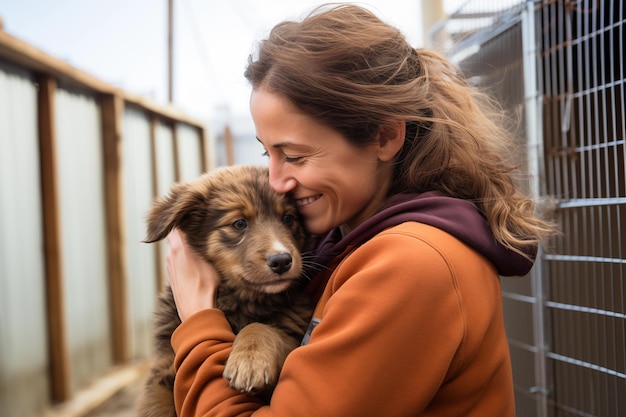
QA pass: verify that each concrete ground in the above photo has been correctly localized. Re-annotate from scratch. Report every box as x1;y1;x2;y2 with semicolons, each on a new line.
42;363;148;417
83;382;140;417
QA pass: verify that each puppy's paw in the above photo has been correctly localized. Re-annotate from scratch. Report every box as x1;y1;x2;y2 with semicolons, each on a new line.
223;323;296;395
223;348;280;394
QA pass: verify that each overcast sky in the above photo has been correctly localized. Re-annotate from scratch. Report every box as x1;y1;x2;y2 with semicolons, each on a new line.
0;0;461;128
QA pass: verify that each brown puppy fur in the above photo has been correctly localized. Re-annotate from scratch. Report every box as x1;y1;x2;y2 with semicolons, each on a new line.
136;165;314;417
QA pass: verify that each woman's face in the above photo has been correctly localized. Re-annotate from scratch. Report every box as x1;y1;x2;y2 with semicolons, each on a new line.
250;88;395;235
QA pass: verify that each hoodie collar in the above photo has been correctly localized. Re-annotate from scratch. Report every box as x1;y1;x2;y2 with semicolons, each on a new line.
315;192;537;277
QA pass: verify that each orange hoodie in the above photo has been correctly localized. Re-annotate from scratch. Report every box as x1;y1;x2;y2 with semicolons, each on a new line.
171;193;530;416
172;193;536;417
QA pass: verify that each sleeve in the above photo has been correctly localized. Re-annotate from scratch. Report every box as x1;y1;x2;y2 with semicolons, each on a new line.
172;230;466;416
171;309;264;416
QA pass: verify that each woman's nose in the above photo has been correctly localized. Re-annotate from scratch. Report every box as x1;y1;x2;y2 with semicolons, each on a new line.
268;162;297;194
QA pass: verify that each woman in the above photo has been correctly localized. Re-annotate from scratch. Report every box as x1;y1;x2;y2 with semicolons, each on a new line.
166;4;555;416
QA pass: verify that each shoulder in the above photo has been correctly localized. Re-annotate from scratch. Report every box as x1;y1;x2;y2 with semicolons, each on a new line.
328;223;464;293
377;221;471;249
332;221;499;299
365;222;506;332
353;221;490;272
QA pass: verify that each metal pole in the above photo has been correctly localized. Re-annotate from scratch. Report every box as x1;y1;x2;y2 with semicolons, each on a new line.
522;1;549;416
168;0;173;103
420;0;446;46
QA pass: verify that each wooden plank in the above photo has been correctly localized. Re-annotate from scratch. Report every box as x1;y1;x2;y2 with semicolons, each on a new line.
124;92;205;128
0;30;205;128
40;361;150;417
100;94;130;363
38;75;70;402
0;31;115;93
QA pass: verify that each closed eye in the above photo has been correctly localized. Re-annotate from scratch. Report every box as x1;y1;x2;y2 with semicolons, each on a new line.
284;155;303;163
261;150;303;164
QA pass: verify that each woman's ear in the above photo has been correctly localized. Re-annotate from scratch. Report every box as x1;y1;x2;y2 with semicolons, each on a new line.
375;120;406;162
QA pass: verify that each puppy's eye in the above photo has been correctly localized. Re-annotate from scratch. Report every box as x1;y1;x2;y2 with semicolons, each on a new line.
283;214;295;226
232;219;248;231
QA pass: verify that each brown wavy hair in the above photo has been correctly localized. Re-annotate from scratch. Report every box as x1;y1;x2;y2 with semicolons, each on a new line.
244;3;555;255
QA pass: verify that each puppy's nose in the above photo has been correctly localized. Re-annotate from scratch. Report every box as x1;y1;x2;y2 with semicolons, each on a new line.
267;253;293;274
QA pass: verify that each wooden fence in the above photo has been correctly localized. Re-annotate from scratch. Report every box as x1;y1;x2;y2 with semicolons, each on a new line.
0;28;210;417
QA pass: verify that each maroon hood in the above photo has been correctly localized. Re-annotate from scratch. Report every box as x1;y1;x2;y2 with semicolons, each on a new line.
314;192;537;277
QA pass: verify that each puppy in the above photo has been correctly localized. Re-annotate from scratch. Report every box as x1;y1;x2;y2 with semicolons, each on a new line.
136;165;314;417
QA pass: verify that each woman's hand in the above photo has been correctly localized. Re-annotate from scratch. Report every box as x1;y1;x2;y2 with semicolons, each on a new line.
166;229;220;321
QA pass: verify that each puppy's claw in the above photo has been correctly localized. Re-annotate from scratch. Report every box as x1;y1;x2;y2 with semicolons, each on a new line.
223;355;279;394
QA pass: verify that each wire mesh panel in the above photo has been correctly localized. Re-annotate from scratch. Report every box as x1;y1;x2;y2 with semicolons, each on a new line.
432;2;547;415
539;0;626;415
432;0;626;415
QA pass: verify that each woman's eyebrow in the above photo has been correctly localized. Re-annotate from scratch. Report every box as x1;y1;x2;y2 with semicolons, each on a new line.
256;136;298;149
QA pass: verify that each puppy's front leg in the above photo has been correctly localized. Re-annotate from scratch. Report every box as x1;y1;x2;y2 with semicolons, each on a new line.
224;322;297;395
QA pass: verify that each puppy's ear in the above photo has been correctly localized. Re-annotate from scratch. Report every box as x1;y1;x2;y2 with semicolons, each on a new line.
144;181;202;243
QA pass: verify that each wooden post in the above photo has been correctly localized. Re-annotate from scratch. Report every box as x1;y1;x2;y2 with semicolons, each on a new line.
101;93;130;363
172;121;181;181
38;75;70;402
199;125;211;172
149;116;166;291
224;125;234;166
149;117;160;198
420;0;446;47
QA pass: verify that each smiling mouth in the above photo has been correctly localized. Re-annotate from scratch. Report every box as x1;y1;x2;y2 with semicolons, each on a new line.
295;194;321;207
